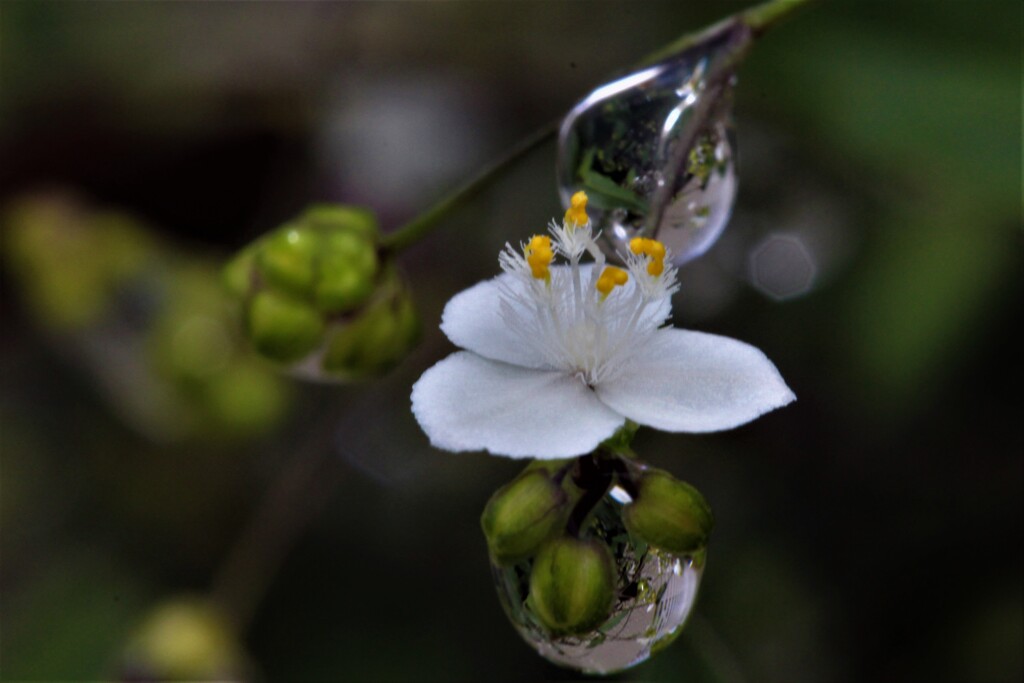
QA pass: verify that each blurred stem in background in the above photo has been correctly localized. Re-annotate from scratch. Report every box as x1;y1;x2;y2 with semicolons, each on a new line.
210;399;343;632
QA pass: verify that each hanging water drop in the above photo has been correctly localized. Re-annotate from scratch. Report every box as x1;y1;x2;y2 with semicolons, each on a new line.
485;457;710;675
557;23;748;265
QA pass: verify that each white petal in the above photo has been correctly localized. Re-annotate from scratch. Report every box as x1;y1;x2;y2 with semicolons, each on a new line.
411;352;624;459
595;328;795;433
440;273;548;369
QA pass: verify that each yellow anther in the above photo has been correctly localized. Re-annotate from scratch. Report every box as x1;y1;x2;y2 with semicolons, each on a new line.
596;266;629;298
629;237;667;276
564;191;589;227
649;239;666;260
524;234;553;280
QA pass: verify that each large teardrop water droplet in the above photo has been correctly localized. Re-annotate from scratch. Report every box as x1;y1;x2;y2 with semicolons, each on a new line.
557;24;746;265
491;484;705;674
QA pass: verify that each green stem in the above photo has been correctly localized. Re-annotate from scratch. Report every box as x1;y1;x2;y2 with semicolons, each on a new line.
382;0;816;254
641;0;816;66
210;399;343;631
741;0;817;36
381;123;557;253
599;420;640;460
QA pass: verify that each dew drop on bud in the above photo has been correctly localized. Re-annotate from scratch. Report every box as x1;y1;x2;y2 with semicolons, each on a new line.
491;483;704;674
557;23;747;265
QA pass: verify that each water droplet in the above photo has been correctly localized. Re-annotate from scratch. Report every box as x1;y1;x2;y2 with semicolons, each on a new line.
557;25;745;265
491;489;703;674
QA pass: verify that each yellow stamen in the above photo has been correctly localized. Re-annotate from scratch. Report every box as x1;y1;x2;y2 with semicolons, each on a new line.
649;240;666;260
527;235;551;252
524;234;553;280
596;265;628;299
629;237;667;277
564;191;589;228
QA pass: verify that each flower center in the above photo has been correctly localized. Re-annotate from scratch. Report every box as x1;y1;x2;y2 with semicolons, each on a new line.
497;191;680;385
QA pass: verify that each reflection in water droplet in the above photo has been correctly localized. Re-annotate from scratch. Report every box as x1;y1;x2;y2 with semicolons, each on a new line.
557;25;745;265
492;492;703;674
608;484;633;504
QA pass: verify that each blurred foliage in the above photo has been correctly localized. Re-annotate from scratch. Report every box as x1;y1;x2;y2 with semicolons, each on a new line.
121;596;249;681
3;193;293;441
3;195;156;330
1;1;1020;682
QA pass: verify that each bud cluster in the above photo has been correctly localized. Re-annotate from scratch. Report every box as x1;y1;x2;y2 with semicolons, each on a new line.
224;205;419;379
482;453;713;637
4;193;291;439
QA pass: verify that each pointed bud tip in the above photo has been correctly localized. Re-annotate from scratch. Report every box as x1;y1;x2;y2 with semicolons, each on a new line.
246;290;325;363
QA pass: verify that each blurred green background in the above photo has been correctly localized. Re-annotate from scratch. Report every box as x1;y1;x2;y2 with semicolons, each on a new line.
1;1;1020;681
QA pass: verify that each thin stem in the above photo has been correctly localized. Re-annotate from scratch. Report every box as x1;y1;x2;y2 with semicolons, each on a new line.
605;456;644;499
640;0;816;66
381;122;557;253
566;454;613;537
741;0;817;36
599;420;640;461
210;401;343;631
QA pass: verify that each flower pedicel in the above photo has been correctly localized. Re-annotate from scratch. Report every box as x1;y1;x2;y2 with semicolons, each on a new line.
411;191;794;459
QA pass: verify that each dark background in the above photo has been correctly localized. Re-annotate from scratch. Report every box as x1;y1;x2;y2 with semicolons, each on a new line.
1;1;1021;681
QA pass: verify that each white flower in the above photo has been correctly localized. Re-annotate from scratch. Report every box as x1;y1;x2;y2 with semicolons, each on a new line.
411;192;794;459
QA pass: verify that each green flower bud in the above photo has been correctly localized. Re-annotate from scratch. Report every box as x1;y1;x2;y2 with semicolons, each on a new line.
143;263;291;439
221;243;257;299
231;205;381;310
302;203;377;238
314;229;378;313
122;596;246;681
256;226;319;297
246;290;324;362
622;469;713;555
205;362;290;433
221;204;424;379
320;273;419;378
529;536;616;635
481;471;571;565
